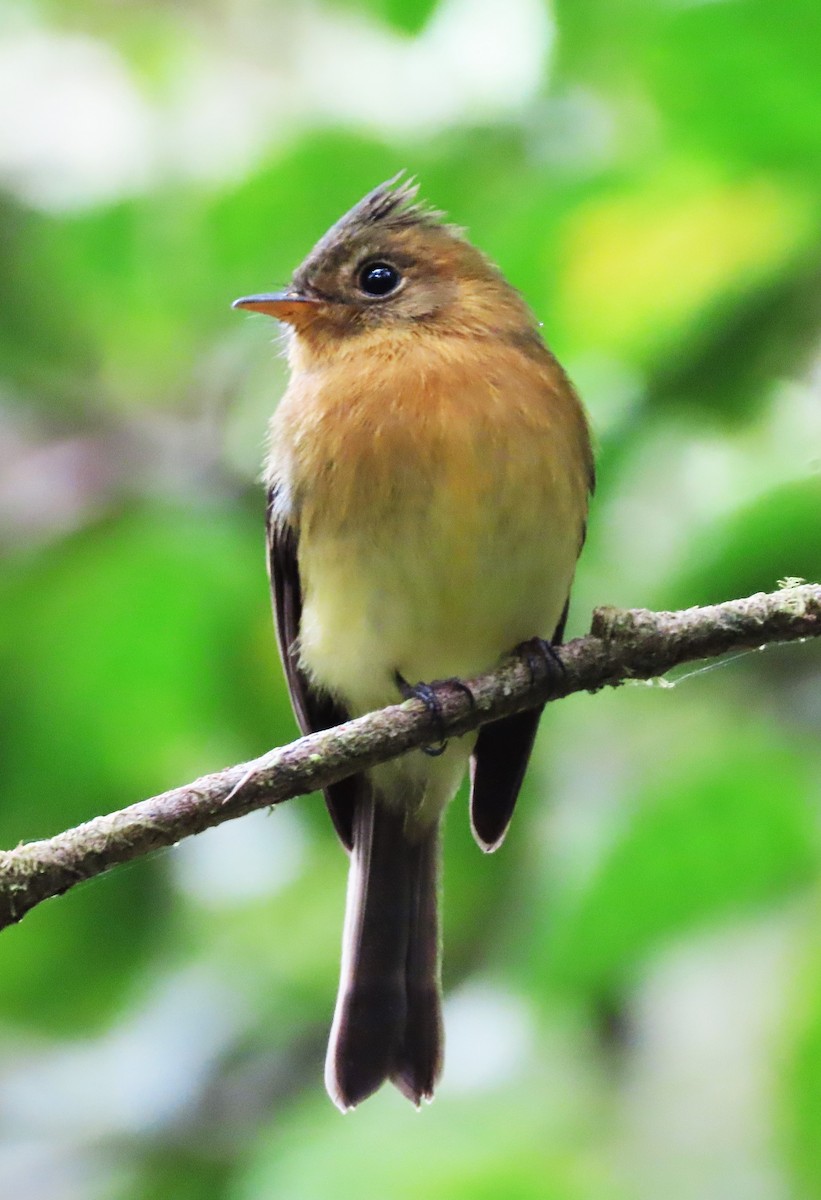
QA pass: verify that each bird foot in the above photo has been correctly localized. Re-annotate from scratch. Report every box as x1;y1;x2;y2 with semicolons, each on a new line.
394;672;476;757
515;636;566;695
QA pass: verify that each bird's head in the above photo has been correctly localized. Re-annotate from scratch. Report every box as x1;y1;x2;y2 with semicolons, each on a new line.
233;175;534;348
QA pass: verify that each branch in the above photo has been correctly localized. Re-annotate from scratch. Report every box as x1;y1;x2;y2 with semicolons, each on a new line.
1;584;818;931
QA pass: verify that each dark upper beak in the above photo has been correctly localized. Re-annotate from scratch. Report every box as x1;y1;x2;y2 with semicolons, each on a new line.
232;291;322;328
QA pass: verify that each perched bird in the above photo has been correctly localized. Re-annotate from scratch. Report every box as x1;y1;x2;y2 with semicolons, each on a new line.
233;177;593;1111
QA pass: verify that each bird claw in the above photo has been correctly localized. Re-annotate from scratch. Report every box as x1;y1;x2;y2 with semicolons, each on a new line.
516;636;565;694
394;672;476;756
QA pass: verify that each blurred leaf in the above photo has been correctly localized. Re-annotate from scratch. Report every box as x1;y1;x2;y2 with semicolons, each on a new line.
116;1146;235;1200
539;725;816;998
0;501;289;1032
330;0;439;35
651;256;821;421
0;198;97;411
554;0;821;177
237;1086;618;1200
556;168;816;369
0;502;284;842
664;476;821;609
0;854;168;1033
783;917;821;1199
643;0;821;179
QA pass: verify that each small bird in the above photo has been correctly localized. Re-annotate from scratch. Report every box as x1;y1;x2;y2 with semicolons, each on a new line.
233;177;593;1111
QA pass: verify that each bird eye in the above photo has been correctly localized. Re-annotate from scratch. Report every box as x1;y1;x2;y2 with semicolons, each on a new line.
358;261;402;298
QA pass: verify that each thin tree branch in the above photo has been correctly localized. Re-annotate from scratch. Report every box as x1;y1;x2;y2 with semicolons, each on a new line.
1;583;818;931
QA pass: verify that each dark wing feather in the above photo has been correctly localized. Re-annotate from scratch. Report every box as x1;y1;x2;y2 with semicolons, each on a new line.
266;488;357;849
469;601;570;852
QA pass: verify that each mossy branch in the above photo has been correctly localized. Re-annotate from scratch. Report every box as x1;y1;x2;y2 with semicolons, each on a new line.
0;583;818;931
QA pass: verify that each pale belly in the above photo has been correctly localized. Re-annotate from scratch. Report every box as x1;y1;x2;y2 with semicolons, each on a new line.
297;498;574;830
297;483;579;718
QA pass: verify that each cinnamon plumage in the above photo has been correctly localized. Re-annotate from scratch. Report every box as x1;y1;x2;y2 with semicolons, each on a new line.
234;178;593;1110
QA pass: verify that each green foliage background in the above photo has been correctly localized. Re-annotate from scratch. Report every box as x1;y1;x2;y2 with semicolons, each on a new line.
0;1;819;1196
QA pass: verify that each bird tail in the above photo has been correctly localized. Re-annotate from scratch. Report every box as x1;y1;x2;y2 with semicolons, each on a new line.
325;784;443;1111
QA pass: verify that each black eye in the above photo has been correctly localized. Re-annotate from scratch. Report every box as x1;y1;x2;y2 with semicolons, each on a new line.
358;261;402;297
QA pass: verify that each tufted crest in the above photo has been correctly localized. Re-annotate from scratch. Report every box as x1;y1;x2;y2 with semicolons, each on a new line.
289;174;465;293
327;173;445;236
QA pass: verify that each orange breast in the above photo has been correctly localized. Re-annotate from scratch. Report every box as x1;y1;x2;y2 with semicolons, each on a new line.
267;327;592;710
273;328;590;535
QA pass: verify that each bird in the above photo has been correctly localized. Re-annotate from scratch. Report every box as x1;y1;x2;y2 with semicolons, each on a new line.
233;176;594;1112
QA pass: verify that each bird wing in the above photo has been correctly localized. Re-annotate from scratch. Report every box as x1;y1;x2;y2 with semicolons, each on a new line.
469;600;570;852
266;488;357;849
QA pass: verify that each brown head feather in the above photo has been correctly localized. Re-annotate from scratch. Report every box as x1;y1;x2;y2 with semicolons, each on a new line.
290;175;466;303
246;176;550;352
322;173;448;239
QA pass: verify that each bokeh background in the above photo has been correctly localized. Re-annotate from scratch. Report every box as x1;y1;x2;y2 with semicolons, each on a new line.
1;0;820;1196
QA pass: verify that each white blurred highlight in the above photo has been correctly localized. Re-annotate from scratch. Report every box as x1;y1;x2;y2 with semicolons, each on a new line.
0;966;249;1139
620;913;802;1200
173;805;307;907
0;0;552;210
442;982;536;1093
0;31;155;210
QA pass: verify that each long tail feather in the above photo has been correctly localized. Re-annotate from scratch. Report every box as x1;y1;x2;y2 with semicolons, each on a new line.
325;786;443;1110
391;824;443;1104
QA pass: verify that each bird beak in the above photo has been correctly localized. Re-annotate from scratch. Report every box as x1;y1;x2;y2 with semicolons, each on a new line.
232;292;322;329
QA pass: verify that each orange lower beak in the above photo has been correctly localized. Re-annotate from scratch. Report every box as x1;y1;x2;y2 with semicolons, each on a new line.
232;292;322;328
